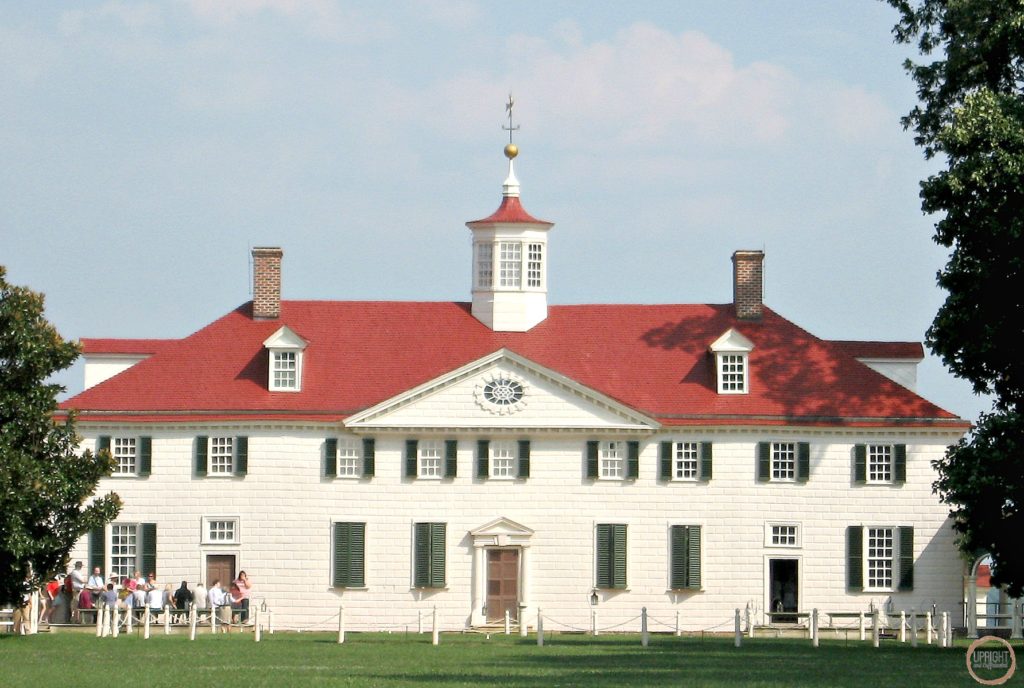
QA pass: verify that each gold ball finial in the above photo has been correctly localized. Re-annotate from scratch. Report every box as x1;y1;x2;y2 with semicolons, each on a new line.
504;143;519;159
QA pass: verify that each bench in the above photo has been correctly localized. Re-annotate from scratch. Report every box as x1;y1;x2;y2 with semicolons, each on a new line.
0;608;14;633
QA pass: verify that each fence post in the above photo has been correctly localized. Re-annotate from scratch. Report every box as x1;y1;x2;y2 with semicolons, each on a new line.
189;605;197;641
537;608;544;647
745;607;753;638
211;605;217;634
910;609;918;648
418;609;423;634
811;609;819;648
96;605;104;637
143;607;151;640
872;610;880;648
899;611;906;643
857;611;864;641
925;611;933;645
255;608;261;643
675;610;681;637
164;605;171;635
641;607;649;648
592;609;599;637
337;605;345;644
30;591;39;635
940;612;948;648
431;606;439;646
1012;600;1023;640
504;609;510;635
111;605;119;638
125;605;133;633
734;609;742;648
519;605;528;638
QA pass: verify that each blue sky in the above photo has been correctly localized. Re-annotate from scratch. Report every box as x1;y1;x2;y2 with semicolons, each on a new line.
0;1;990;419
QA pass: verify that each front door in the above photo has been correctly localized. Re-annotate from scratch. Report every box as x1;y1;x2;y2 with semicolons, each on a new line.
486;549;519;623
206;554;236;588
769;559;799;623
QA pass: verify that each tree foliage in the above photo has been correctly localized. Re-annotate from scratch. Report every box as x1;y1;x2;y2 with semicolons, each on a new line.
0;266;120;606
889;0;1024;595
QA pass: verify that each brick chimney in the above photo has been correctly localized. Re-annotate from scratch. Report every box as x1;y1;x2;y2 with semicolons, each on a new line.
732;250;764;320
251;247;283;319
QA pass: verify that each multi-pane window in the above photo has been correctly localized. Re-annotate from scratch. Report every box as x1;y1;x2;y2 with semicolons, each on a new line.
113;438;137;475
498;242;522;287
491;441;516;478
272;350;298;390
475;243;493;288
337;439;361;477
600;441;624;479
526;243;543;288
772;443;796;481
333;522;366;588
867;445;893;483
595;523;627;589
110;524;137;581
866;527;894;589
718;354;747;393
414;522;446;588
674;442;699;480
208;519;236;542
419;441;443;478
771;524;799;547
209;437;234;475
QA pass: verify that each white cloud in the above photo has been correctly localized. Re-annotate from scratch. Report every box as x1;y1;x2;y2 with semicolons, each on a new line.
181;0;390;42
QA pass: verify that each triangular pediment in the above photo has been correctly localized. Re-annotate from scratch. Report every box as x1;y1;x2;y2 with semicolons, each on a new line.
470;516;534;538
263;325;307;350
345;349;658;431
709;327;754;353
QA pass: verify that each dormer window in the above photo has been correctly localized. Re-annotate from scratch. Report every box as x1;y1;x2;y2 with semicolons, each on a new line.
263;326;308;392
709;328;754;395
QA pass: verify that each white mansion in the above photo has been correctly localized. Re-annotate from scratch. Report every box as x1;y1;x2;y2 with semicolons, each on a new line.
62;145;970;632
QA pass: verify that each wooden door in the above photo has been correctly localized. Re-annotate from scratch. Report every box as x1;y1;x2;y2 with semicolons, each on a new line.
486;549;519;622
206;555;236;588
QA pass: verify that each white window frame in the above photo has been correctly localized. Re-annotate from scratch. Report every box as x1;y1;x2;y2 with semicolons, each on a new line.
336;438;361;478
865;526;895;591
208;437;235;476
489;440;517;479
600;441;625;480
110;523;138;581
270;350;300;391
672;441;700;481
771;442;797;482
498;241;522;288
418;440;443;480
526;242;544;288
112;437;137;476
765;522;801;548
202;516;240;545
709;328;754;395
475;242;493;288
867;444;894;484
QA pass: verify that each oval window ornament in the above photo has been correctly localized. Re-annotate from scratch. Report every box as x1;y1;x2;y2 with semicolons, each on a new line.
475;374;529;415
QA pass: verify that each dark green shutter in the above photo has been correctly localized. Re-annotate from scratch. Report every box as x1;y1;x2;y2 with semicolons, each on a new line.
333;522;365;588
140;523;157;577
687;525;702;589
195;436;208;477
445;440;458;478
898;526;914;591
89;527;105;573
700;442;713;482
797;442;810;482
137;437;152;476
477;440;490;479
234;436;248;476
670;525;687;588
586;441;600;479
894;444;907;484
757;442;771;482
362;438;375;478
414;522;445;588
518;440;530;478
627;441;640;479
596;524;626;589
659;442;672;481
847;526;863;591
406;440;418;478
97;436;111;454
854;444;866;484
324;438;338;478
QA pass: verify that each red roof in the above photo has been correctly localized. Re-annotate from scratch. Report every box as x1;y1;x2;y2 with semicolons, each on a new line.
468;196;553;225
59;301;967;428
81;338;175;355
831;341;924;360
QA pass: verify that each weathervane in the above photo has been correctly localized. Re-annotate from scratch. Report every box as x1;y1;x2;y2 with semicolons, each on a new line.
503;94;519;159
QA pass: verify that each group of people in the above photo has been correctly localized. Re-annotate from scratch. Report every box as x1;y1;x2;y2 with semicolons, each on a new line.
37;562;253;626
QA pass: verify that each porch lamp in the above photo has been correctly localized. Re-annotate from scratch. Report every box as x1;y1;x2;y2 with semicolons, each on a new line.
590;590;599;606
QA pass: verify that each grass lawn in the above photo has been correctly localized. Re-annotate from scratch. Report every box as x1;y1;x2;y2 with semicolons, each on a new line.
0;631;1018;687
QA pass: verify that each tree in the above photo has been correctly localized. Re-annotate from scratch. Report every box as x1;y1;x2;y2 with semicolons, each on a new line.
889;0;1024;595
0;266;120;606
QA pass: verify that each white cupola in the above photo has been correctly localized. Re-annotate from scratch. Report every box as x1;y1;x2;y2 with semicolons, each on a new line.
466;142;554;331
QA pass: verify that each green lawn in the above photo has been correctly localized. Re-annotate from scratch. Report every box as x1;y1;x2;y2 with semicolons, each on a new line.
0;631;1018;687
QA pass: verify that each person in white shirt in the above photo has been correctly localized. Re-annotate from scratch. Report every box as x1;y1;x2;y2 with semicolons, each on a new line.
86;568;105;596
208;580;231;631
69;561;87;622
